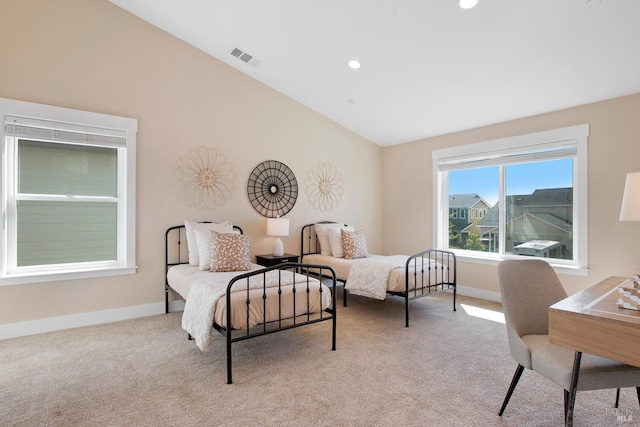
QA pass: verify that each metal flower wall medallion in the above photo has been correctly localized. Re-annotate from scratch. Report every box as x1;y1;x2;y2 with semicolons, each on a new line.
175;146;236;209
305;161;344;212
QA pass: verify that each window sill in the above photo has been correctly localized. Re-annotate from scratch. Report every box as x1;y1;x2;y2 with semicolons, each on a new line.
454;252;589;277
0;266;137;286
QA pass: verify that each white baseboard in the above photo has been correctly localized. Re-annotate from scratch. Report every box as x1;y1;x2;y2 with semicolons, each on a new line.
457;285;502;303
0;302;169;341
0;288;495;341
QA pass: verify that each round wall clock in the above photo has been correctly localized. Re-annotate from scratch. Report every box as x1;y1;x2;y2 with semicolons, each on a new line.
247;160;298;218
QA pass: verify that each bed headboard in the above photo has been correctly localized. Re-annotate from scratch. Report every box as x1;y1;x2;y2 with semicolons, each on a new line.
165;222;244;269
300;221;346;258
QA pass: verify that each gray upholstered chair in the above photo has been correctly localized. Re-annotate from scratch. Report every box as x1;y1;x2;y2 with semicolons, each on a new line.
497;259;640;426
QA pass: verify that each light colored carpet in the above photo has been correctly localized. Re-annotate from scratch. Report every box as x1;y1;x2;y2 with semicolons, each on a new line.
1;292;638;426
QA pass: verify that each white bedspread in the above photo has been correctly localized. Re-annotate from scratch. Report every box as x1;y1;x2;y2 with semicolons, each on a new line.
182;269;311;351
344;255;408;300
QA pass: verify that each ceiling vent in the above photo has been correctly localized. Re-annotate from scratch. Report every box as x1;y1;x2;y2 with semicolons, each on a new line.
230;47;261;67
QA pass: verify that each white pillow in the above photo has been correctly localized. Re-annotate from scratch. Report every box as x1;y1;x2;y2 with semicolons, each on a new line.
327;225;354;258
184;220;233;267
184;220;201;265
314;223;346;256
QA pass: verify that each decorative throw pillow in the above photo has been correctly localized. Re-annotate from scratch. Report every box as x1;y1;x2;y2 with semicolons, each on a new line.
209;231;251;272
192;221;234;270
327;225;355;258
342;229;368;260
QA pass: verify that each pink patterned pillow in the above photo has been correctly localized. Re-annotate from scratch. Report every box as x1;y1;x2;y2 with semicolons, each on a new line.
342;229;368;260
210;231;251;272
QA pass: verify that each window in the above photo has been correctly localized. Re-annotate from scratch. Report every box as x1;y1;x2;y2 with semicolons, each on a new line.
1;98;137;285
432;125;588;274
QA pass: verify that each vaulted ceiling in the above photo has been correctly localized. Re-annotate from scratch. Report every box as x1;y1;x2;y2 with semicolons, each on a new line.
108;0;640;146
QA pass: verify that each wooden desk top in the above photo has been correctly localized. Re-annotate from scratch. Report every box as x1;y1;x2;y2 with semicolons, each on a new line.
549;276;640;367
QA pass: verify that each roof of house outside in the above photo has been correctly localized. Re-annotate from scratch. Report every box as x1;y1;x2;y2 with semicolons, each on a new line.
507;188;572;207
449;193;489;209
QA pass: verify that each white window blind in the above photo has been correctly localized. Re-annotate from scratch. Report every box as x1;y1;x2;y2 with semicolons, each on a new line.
5;115;127;148
437;140;577;171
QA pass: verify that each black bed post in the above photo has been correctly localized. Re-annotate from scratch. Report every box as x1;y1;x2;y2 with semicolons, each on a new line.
451;252;457;311
405;293;410;327
226;291;233;384
226;337;233;384
332;273;337;351
404;258;411;327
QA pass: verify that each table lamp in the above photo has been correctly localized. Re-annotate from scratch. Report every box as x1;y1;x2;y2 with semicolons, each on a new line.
267;217;289;256
620;172;640;287
620;172;640;221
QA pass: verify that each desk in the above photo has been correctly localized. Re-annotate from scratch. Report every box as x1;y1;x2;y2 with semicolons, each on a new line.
549;276;640;426
549;275;640;368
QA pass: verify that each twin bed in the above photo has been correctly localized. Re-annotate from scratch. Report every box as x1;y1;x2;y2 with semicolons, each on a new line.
164;222;337;384
300;222;457;327
164;220;457;383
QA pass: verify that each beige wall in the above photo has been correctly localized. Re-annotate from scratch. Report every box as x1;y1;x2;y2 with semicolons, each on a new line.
3;0;639;331
0;0;382;326
382;93;640;297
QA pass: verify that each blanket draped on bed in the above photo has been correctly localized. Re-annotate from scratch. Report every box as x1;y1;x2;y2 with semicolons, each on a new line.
344;255;408;300
182;270;305;351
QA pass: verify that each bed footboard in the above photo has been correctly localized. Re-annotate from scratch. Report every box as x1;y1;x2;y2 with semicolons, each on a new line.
218;262;337;384
400;249;457;327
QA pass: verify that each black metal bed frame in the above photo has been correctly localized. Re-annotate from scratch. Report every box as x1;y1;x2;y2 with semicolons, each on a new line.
300;221;457;327
165;223;337;384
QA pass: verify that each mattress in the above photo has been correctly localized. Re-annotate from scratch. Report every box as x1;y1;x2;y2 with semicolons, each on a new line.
302;253;448;293
168;264;332;331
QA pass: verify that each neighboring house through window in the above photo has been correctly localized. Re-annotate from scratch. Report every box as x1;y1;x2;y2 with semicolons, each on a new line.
0;98;137;285
432;124;588;275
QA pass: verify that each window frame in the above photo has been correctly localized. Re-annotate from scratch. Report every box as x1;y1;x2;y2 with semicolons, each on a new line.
0;98;137;286
432;124;589;276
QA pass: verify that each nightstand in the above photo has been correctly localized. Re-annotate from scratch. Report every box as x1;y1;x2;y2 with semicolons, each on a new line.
255;253;299;267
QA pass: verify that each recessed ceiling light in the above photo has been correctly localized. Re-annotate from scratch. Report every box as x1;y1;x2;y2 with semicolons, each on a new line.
459;0;478;9
348;59;361;69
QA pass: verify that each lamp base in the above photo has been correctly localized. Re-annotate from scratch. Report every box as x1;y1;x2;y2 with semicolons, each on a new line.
273;237;284;256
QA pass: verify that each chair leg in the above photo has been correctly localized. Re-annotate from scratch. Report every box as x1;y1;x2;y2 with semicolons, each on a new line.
616;388;621;408
566;351;582;427
499;364;524;416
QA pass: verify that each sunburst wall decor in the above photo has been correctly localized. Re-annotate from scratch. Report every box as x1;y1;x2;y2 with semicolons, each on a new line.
175;146;236;209
305;161;343;212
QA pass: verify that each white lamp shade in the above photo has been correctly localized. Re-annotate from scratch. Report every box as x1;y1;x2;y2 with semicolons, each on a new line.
459;0;478;9
620;172;640;221
267;218;289;236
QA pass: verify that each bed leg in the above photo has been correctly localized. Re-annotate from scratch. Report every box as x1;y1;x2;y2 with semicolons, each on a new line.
405;296;410;328
332;315;337;351
343;286;348;307
453;287;457;311
165;287;169;314
227;337;233;384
